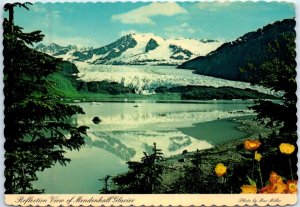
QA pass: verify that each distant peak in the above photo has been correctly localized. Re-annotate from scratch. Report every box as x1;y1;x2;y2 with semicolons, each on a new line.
35;43;46;48
49;43;60;47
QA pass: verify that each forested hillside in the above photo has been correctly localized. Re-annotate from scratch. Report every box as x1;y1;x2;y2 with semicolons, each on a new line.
178;19;295;82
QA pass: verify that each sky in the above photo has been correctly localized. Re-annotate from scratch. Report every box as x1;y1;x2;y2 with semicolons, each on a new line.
5;1;295;48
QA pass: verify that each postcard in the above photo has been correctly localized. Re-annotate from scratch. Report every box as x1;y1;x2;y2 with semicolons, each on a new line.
2;0;298;206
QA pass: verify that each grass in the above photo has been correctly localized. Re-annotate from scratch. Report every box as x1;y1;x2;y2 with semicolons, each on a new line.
49;73;81;98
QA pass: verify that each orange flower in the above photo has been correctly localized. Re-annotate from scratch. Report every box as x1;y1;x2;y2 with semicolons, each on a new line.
240;185;257;194
287;180;297;194
259;182;287;194
279;143;295;155
269;171;283;184
259;185;273;194
254;151;262;161
215;163;227;177
272;181;288;193
259;171;290;194
244;140;261;150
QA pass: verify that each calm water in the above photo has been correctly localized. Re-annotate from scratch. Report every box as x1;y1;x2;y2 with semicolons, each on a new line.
33;100;254;193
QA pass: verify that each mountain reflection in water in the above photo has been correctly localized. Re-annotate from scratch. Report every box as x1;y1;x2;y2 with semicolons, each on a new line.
74;101;254;161
34;101;254;193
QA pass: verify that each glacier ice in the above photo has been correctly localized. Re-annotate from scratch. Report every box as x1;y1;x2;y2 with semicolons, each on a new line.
76;62;280;96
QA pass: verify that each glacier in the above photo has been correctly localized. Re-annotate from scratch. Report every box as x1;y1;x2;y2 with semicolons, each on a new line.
75;62;280;96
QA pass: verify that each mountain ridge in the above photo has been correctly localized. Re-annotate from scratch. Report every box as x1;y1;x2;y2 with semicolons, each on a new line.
35;33;222;65
35;43;93;57
178;18;295;82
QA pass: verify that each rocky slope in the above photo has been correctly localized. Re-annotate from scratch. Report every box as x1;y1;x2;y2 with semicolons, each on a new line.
178;19;295;82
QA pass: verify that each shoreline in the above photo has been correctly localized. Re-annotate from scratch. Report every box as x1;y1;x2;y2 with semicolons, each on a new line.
110;114;274;193
157;115;273;191
177;115;254;146
66;97;260;104
164;114;269;161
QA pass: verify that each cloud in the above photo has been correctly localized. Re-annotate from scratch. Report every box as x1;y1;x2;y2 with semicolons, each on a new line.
30;4;61;19
164;23;195;38
30;4;47;13
29;5;61;28
112;2;187;25
47;10;61;19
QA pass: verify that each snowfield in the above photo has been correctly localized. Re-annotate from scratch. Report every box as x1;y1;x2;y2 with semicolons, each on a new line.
75;62;279;96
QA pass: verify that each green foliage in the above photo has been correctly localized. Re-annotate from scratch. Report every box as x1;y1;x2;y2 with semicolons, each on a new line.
247;176;257;187
181;86;275;100
4;4;88;193
169;149;249;194
238;33;298;190
155;85;275;100
48;73;81;98
173;149;205;193
76;80;134;95
112;143;164;193
245;33;296;136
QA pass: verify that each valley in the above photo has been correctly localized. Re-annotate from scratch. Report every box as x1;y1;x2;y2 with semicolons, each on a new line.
35;19;294;103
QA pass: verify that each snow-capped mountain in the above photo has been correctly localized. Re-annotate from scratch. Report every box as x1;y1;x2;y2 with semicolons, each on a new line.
35;33;222;65
35;43;93;57
35;43;77;56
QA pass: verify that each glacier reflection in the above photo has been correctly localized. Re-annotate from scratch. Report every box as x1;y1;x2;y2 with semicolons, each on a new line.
34;101;254;193
75;101;254;161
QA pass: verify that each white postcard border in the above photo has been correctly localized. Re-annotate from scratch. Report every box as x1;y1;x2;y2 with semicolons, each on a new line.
4;194;298;206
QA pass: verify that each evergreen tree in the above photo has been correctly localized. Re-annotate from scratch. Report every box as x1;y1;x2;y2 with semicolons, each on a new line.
99;175;111;193
242;32;297;181
245;33;296;138
112;143;163;193
140;142;164;193
4;3;88;193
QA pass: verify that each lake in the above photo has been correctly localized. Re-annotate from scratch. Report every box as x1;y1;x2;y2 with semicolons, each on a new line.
33;100;255;193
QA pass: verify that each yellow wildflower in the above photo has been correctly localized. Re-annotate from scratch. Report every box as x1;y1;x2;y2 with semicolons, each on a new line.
287;180;297;194
215;163;227;177
254;151;262;161
240;185;257;194
279;143;295;155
